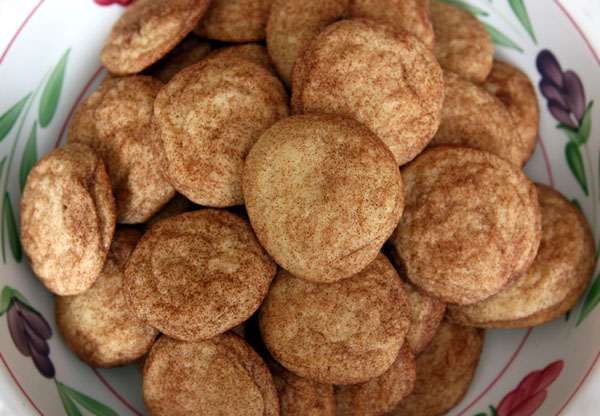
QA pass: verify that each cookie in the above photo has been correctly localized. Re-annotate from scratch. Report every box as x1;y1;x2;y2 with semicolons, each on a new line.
100;0;211;75
389;146;541;305
152;56;288;207
430;70;526;167
483;60;540;165
205;43;277;75
20;143;116;296
404;281;446;355
143;333;279;416
334;341;416;416
68;75;175;223
389;321;485;415
259;253;410;384
429;0;493;83
124;209;277;341
144;36;211;83
266;0;349;87
243;114;404;283
348;0;434;50
194;0;272;42
291;18;444;166
55;229;158;368
446;183;595;327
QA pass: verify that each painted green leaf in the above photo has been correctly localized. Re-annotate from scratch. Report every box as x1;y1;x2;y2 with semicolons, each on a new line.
482;22;523;52
56;381;83;416
490;405;498;416
438;0;489;16
474;413;487;416
3;192;22;262
577;272;600;325
61;383;118;416
0;93;30;142
38;49;70;128
0;286;13;316
565;308;571;321
0;156;6;183
565;142;588;196
571;198;583;213
508;0;537;43
578;100;593;143
19;121;37;191
557;124;585;146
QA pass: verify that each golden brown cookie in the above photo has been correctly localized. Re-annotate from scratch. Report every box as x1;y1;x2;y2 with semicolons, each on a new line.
389;321;485;415
388;146;541;305
334;341;416;416
20;143;116;296
194;0;272;42
143;333;279;416
291;18;444;166
124;209;277;341
68;75;175;224
483;60;540;165
259;253;410;384
100;0;211;75
152;56;288;207
348;0;434;50
429;0;493;83
266;0;349;87
55;229;158;368
446;183;595;327
144;36;211;83
243;114;404;283
205;43;277;75
430;70;526;167
404;281;446;355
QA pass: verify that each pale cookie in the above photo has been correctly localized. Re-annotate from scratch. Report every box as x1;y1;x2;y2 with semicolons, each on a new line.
259;253;410;384
446;183;595;327
404;281;446;355
55;229;158;368
145;36;211;83
68;75;175;223
291;18;444;166
143;333;279;416
389;146;541;305
20;143;116;296
430;0;493;83
430;70;526;167
152;56;288;207
205;43;277;75
243;114;404;283
100;0;211;75
124;209;277;341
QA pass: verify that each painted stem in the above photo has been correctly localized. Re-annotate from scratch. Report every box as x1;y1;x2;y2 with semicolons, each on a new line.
476;0;525;39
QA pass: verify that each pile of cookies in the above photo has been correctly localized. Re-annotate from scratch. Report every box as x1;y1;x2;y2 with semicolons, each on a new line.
19;0;595;415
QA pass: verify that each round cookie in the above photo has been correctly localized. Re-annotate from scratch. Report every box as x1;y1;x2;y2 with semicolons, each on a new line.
68;75;175;224
389;321;485;416
389;146;541;305
291;18;444;166
124;209;277;341
55;229;158;368
143;333;279;416
404;281;446;355
266;0;349;87
429;0;494;83
243;114;404;283
100;0;211;75
348;0;434;51
430;70;526;167
152;56;288;207
446;183;595;328
144;36;211;83
259;253;410;384
20;143;116;296
205;43;277;75
483;60;540;165
334;341;416;416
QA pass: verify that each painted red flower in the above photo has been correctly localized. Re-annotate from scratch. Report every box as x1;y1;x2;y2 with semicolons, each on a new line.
94;0;133;6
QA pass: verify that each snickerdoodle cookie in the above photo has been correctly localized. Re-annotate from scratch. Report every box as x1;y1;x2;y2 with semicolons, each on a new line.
194;0;272;42
100;0;211;75
143;333;279;416
243;114;404;283
205;43;277;75
389;321;485;415
259;253;410;384
144;36;211;83
55;229;158;368
389;146;541;305
404;281;446;355
152;56;288;207
446;184;595;327
68;75;175;223
124;209;277;341
20;143;116;296
291;18;444;165
430;70;526;167
429;0;494;83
